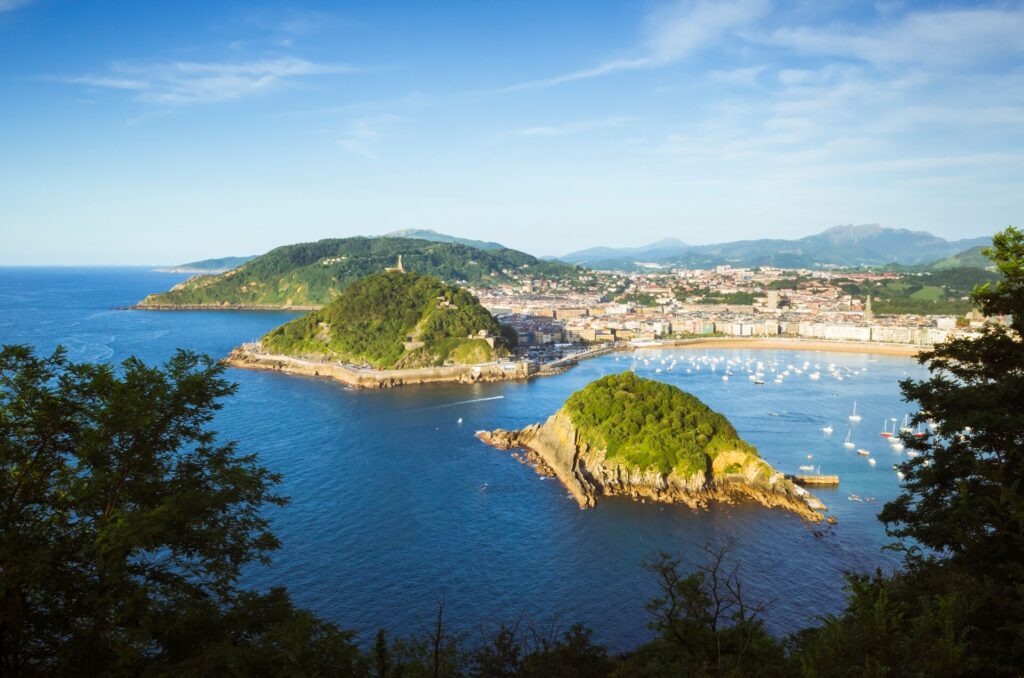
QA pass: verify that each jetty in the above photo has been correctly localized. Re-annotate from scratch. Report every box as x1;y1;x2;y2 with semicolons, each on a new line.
790;474;840;486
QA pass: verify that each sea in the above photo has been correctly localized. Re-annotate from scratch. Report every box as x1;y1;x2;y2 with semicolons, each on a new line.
0;267;929;650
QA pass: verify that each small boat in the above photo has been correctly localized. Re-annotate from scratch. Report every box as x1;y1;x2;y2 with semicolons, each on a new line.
899;414;913;434
868;458;876;465
721;375;729;382
821;425;833;435
857;448;871;456
457;417;463;425
906;450;919;458
809;372;820;380
890;438;904;451
880;418;892;438
799;464;815;472
807;454;813;460
754;379;765;385
849;402;862;422
843;429;855;449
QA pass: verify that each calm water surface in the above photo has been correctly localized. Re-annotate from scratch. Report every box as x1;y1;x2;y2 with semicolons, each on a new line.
0;267;928;649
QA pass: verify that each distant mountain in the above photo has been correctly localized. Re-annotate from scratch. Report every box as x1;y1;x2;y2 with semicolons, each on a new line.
562;238;689;266
156;255;256;273
560;225;991;269
385;229;506;251
137;237;577;309
926;245;993;271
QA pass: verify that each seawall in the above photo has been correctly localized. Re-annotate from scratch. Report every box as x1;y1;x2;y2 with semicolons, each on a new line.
225;344;532;389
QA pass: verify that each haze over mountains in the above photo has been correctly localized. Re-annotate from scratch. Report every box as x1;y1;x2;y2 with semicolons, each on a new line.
560;225;991;270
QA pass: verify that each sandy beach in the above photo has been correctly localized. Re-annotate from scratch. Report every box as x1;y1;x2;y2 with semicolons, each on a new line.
645;337;927;357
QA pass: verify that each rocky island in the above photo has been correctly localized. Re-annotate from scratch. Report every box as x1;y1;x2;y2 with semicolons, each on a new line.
226;270;531;388
478;372;828;521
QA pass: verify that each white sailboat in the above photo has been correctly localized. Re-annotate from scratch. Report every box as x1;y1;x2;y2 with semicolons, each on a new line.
848;402;862;422
843;428;855;449
821;424;833;435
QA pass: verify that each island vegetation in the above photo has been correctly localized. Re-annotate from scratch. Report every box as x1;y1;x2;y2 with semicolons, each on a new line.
261;271;514;369
137;236;579;308
2;227;1021;676
564;371;757;476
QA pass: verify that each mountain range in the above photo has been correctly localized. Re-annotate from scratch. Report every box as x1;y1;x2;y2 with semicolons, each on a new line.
560;225;991;270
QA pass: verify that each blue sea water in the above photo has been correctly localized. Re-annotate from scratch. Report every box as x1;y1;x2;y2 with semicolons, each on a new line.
0;267;929;649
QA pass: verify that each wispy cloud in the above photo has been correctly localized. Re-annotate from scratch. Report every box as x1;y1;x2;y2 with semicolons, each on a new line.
0;0;33;12
502;116;633;138
338;114;401;159
494;0;770;91
710;65;768;86
62;57;355;105
768;5;1024;66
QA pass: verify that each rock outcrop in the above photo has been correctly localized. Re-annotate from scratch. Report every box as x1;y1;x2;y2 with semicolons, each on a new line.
477;411;828;522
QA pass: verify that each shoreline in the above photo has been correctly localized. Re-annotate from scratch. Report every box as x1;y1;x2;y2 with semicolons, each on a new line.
224;345;534;389
224;337;925;389
641;337;927;357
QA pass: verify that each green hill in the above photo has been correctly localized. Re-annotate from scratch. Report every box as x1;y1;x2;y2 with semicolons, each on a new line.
927;245;993;271
563;372;757;476
260;271;514;368
384;229;506;250
156;255;256;273
137;237;578;308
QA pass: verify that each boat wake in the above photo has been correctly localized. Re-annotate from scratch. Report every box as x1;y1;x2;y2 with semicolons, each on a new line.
428;395;506;410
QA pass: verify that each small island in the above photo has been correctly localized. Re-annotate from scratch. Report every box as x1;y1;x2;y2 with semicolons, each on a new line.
226;270;532;388
478;372;828;521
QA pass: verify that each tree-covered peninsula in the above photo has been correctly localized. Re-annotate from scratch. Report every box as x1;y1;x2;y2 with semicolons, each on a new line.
137;236;579;308
479;371;825;520
260;271;514;369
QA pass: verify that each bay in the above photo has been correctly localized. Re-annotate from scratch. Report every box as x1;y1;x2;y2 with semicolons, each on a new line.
0;267;927;649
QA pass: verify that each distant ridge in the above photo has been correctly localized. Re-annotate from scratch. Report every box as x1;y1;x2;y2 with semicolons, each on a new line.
137;236;577;309
560;225;991;269
384;229;505;251
156;255;256;273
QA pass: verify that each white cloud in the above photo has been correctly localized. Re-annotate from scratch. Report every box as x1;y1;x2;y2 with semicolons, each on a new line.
0;0;33;12
710;65;768;85
502;116;632;137
769;6;1024;66
496;0;770;91
338;114;400;159
63;57;354;105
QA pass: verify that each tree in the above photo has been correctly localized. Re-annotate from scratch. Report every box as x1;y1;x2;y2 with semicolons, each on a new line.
0;346;362;675
795;228;1024;676
875;227;1024;671
622;543;789;677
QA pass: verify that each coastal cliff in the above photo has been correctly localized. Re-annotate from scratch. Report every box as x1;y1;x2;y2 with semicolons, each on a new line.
477;374;827;521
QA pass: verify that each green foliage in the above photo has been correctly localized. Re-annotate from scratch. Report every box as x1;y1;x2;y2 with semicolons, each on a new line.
563;372;756;476
845;268;1000;315
261;271;512;368
140;237;580;307
618;546;792;678
0;346;361;675
872;226;1024;672
617;291;659;307
792;566;974;677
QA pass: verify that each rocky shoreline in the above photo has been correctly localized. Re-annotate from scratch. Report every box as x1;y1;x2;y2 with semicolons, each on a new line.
224;343;533;389
477;411;828;522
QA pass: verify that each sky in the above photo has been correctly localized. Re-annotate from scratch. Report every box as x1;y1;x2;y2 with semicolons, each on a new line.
1;0;1022;265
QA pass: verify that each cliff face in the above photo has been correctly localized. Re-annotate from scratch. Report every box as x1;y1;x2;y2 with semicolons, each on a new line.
477;411;827;522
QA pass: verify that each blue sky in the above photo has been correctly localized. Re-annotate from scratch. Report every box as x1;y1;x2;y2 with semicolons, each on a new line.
1;0;1022;265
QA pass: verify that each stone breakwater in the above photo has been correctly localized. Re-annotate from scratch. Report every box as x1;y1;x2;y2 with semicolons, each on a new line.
224;344;532;389
477;411;828;522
